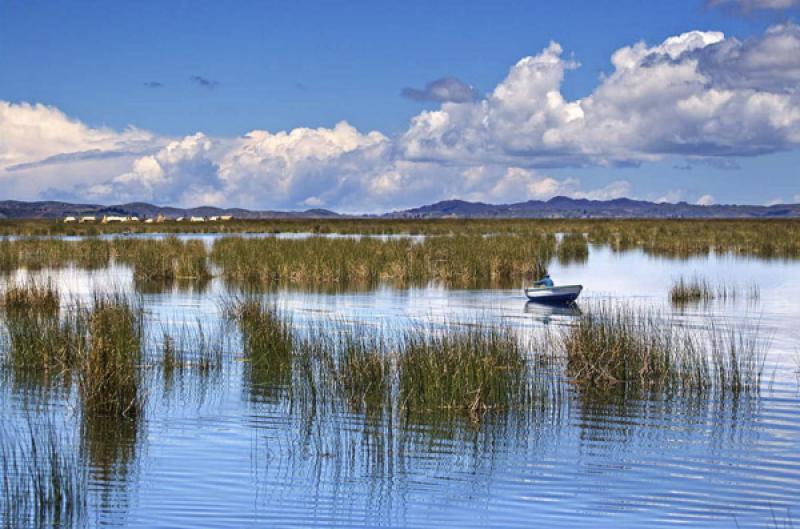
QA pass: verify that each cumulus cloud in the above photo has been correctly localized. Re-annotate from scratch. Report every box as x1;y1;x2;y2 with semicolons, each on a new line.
3;23;800;211
0;101;162;199
85;133;226;206
401;24;800;166
402;77;480;103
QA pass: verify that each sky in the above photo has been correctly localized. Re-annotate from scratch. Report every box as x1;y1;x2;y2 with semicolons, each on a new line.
1;0;800;212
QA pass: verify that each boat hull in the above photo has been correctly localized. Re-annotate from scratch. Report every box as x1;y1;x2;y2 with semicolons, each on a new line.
525;285;582;304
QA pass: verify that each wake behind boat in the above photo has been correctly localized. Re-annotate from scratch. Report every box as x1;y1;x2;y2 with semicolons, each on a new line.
525;284;583;304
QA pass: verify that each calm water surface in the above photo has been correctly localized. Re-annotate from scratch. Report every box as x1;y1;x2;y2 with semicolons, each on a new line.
2;240;799;528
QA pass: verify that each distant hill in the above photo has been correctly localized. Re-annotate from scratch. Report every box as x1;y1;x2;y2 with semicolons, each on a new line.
0;200;341;220
387;196;800;219
1;197;800;220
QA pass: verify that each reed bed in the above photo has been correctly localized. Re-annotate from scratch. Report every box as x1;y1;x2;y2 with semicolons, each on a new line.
0;418;86;529
670;276;760;305
556;232;589;264
558;302;765;395
77;294;144;418
1;286;145;417
211;234;551;287
224;296;294;401
4;218;800;260
113;237;210;281
159;321;225;381
398;324;529;417
1;282;79;383
2;280;59;317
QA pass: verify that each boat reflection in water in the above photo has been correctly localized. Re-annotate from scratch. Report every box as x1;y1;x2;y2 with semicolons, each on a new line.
524;300;582;324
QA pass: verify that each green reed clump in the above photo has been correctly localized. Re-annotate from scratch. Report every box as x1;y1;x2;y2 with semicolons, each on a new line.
557;232;589;264
0;238;114;271
670;276;714;304
113;237;210;281
334;328;392;415
159;321;225;379
0;419;86;529
225;296;293;399
669;276;760;305
2;280;59;317
211;234;551;288
397;324;528;417
1;281;81;384
560;302;765;395
77;294;144;418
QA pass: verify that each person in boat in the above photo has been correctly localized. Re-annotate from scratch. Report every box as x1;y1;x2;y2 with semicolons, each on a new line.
533;273;554;288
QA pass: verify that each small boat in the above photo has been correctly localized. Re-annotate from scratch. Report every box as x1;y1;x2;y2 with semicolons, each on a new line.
525;284;583;304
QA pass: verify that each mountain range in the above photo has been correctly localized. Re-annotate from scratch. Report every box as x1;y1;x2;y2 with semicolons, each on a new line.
1;197;799;220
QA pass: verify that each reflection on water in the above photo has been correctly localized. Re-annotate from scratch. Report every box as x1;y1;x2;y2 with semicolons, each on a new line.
1;238;800;528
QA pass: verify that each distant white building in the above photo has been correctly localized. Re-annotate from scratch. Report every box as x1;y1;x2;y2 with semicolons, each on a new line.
175;217;185;222
144;218;154;224
220;215;233;221
63;216;77;223
189;216;206;223
79;216;96;223
101;215;128;223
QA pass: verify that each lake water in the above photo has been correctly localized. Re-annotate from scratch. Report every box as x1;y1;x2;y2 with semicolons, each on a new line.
2;239;799;528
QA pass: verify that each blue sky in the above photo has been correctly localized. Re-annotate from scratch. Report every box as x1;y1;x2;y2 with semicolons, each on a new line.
1;0;800;211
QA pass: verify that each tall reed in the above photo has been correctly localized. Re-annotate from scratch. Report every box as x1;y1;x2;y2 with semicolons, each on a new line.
113;237;210;281
77;294;144;418
211;234;551;288
224;296;293;401
0;418;86;529
559;302;765;395
397;323;529;418
670;275;760;305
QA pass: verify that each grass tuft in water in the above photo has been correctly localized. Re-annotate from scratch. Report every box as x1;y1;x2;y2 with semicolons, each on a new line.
224;296;293;400
77;294;144;418
397;323;529;419
0;418;86;529
2;280;60;318
560;302;765;395
669;276;760;305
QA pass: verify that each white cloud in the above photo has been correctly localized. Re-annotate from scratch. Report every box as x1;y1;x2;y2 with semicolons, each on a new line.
697;194;716;205
0;101;156;171
401;24;800;166
656;190;685;203
85;133;224;206
2;24;800;211
708;0;800;11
